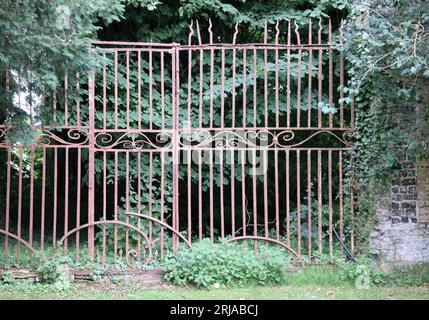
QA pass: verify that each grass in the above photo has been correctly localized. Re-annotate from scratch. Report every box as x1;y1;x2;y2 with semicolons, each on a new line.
0;282;428;300
1;266;428;300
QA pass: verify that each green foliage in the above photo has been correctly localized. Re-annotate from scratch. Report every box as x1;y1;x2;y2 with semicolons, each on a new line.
342;0;429;252
385;263;429;287
0;271;16;285
338;255;388;287
163;239;292;289
34;252;73;289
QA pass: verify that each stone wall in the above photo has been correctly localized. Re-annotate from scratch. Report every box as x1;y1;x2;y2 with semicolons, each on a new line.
370;155;429;268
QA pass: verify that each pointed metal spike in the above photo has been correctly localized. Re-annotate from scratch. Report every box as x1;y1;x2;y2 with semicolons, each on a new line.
232;22;239;44
275;20;280;45
208;18;213;44
188;20;194;46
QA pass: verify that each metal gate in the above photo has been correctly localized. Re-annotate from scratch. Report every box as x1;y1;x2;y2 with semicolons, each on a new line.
0;19;354;267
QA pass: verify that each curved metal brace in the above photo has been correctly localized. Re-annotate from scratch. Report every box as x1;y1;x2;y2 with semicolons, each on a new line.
125;212;192;248
0;229;35;254
223;236;305;268
59;220;153;268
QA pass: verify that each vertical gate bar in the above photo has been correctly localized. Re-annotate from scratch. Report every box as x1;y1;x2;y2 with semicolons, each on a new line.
307;150;312;258
126;51;130;129
232;47;237;128
114;152;118;262
350;152;355;254
187;149;192;243
219;150;224;241
231;150;235;237
296;149;301;256
4;148;11;259
149;153;153;244
317;150;322;254
88;70;96;262
328;19;333;128
75;147;81;261
40;148;46;251
53;89;57;122
242;49;247;127
241;150;246;244
252;149;258;251
137;152;142;261
76;73;81;126
53;147;58;251
198;150;202;241
29;147;34;257
339;150;344;253
161;52;165;129
210;47;214;128
286;20;291;127
187;47;192;128
263;21;268;127
209;149;214;244
285;149;290;246
253;48;257;127
138;51;142;130
64;147;69;255
102;151;107;263
64;71;68;126
160;151;165;256
174;45;180;249
318;20;323;128
339;21;344;128
220;49;225;128
114;51;118;129
296;22;302;128
308;19;312;128
275;21;279;127
103;55;107;129
328;149;333;256
263;150;268;241
198;48;204;128
274;149;279;240
149;51;153;130
17;148;23;262
351;89;355;129
125;151;130;259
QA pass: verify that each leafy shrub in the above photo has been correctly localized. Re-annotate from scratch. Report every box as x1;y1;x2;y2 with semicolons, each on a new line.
0;271;16;285
163;239;292;289
339;256;388;287
35;253;73;290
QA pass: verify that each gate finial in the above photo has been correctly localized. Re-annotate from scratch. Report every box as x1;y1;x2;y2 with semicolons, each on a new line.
294;20;301;45
275;20;280;45
232;22;239;44
196;20;202;45
208;18;213;44
188;20;194;46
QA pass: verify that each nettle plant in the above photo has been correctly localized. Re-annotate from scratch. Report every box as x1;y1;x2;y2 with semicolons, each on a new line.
163;239;293;289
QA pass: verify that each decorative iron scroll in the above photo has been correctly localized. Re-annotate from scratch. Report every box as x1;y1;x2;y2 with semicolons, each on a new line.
36;129;89;146
94;131;173;150
178;129;354;149
0;127;89;147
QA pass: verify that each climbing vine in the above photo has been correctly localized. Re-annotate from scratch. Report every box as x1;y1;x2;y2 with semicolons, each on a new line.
342;0;429;252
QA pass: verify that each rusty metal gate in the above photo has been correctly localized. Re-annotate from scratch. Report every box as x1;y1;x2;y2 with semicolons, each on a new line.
0;19;354;267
